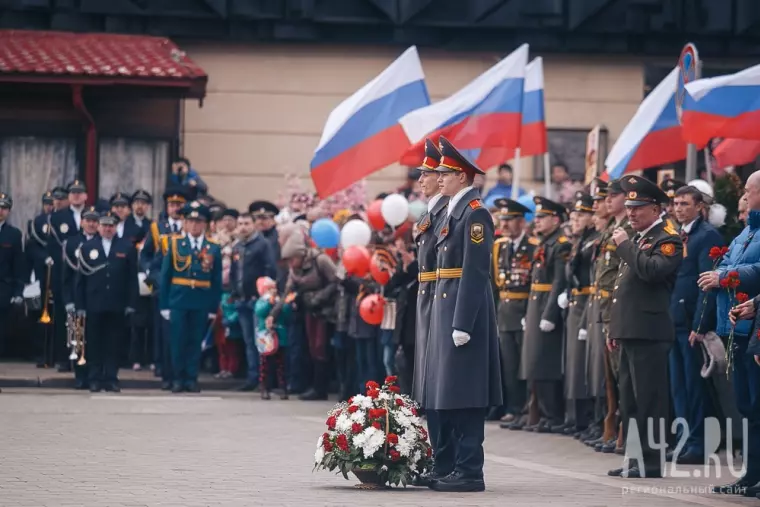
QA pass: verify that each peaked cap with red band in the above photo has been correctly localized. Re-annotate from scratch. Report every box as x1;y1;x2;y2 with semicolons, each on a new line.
435;135;486;177
420;138;442;172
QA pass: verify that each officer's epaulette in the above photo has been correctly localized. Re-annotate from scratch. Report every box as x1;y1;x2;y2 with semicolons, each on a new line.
205;235;219;245
469;199;483;210
528;236;540;246
558;235;569;244
494;236;509;245
663;220;678;236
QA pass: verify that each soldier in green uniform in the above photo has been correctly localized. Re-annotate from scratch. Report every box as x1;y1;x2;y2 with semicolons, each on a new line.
659;178;686;223
520;196;572;432
159;202;222;393
607;175;683;479
491;198;538;429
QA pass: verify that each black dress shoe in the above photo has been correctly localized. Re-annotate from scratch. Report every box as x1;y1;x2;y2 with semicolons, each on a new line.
429;471;485;493
171;382;183;393
673;451;704;465
299;388;328;401
585;436;605;447
104;383;121;393
712;477;760;494
550;422;572;433
601;440;617;453
236;382;257;392
89;382;101;393
160;381;172;391
185;382;201;393
564;425;583;436
608;467;626;477
524;419;544;432
486;406;505;421
413;470;449;487
620;467;662;479
74;381;89;390
614;445;625;455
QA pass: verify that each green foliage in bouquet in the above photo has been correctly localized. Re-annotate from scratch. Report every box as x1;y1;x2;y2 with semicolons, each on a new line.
714;173;744;242
313;376;433;487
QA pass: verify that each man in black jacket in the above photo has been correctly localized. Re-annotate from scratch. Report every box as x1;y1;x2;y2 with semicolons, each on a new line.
0;192;24;364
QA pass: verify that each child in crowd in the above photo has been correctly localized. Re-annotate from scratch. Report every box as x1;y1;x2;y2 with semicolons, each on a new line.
255;276;292;400
215;293;242;378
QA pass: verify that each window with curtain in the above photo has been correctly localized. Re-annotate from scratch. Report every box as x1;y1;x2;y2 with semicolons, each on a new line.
98;138;169;217
0;137;79;231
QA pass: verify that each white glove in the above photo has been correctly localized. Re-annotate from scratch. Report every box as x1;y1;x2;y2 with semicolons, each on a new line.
45;257;54;266
161;310;171;320
578;329;588;341
10;296;23;305
208;313;216;320
65;303;75;313
557;292;569;310
539;319;555;332
452;330;471;347
521;317;526;330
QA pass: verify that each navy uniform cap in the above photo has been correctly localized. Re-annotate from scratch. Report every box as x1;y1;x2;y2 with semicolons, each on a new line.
572;191;594;213
42;191;53;205
0;192;12;209
163;186;188;204
182;201;211;221
110;192;130;207
131;189;152;204
494;197;530;219
222;208;240;219
435;136;485;177
67;179;86;193
51;186;68;200
591;178;608;201
82;206;100;221
248;200;279;217
621;175;669;207
99;210;120;225
420;138;442;172
533;196;566;218
660;179;686;199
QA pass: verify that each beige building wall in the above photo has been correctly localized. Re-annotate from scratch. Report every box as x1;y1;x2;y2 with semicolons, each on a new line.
181;42;644;210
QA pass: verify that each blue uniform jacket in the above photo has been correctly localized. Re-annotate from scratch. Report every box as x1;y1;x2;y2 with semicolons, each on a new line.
0;222;24;308
670;217;724;333
159;234;222;314
715;210;760;337
47;208;79;291
75;236;139;313
61;232;94;307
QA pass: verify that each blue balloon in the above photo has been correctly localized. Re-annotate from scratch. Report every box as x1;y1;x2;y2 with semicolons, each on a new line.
310;218;340;248
517;194;536;222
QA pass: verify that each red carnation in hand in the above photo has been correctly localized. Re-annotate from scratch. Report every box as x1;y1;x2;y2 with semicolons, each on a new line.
395;398;404;407
326;416;337;430
365;380;380;391
720;278;730;289
709;246;723;260
351;422;363;434
386;433;399;445
372;421;382;430
367;389;380;399
737;292;750;304
348;405;359;414
336;434;349;451
389;450;401;461
384;375;398;385
721;246;730;256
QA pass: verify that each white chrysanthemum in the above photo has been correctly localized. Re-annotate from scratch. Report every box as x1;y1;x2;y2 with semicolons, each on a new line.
378;391;391;401
413;450;422;463
396;433;414;457
314;436;326;464
352;394;373;410
349;410;366;425
352;426;385;459
380;465;388;472
335;413;352;433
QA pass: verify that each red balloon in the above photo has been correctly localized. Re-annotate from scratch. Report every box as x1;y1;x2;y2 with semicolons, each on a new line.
342;245;371;277
359;294;385;325
369;254;391;285
324;247;338;260
367;200;386;231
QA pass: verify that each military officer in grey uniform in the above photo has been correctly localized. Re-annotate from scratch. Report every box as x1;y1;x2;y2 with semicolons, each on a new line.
412;139;451;486
520;196;571;432
554;192;597;435
607;175;683;479
426;136;502;493
491;198;538;429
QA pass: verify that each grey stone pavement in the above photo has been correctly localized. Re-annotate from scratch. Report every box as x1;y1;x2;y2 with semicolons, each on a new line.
0;389;758;507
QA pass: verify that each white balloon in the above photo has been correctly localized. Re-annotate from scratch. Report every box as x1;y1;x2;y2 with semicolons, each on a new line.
381;193;410;227
340;219;372;247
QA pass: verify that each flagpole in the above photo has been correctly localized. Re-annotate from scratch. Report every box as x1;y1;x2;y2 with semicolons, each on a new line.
543;152;551;198
511;148;522;200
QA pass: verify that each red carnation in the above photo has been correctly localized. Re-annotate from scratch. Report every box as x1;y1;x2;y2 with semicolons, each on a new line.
347;396;354;404
369;408;387;420
411;408;418;416
336;434;349;451
426;448;432;457
352;422;363;434
420;427;428;440
372;421;382;430
326;416;337;430
389;450;401;461
324;441;333;452
737;292;750;304
348;405;359;414
721;246;730;256
720;278;730;289
395;398;404;407
388;385;401;394
367;389;380;399
729;270;740;280
384;375;398;385
365;380;380;391
322;432;329;442
387;433;399;445
709;246;723;260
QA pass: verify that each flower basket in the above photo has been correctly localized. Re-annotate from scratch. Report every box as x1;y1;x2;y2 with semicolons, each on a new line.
313;376;433;488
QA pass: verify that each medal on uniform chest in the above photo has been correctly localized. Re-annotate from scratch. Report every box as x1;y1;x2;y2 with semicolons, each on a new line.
89;249;98;260
199;246;213;272
60;223;69;234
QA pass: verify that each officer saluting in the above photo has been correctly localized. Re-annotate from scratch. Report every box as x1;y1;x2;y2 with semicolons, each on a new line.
607;175;683;479
425;136;502;493
491;198;537;429
159;201;222;394
521;196;571;432
411;139;450;485
0;192;24;365
75;211;139;392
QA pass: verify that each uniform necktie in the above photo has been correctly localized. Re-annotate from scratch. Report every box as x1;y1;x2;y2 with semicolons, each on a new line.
172;222;178;233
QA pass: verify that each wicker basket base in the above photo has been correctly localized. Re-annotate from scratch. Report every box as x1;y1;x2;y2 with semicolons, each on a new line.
352;469;388;489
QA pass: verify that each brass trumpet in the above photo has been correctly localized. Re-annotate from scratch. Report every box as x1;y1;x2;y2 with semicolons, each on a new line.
67;313;86;365
39;263;52;324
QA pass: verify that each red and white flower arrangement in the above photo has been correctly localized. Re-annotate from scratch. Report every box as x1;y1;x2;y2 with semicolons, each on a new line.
313;376;433;487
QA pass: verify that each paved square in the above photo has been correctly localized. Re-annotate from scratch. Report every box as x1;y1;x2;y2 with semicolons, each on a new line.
0;390;756;506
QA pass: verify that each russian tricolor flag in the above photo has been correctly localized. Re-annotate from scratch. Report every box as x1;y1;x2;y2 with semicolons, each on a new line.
310;46;430;198
713;138;760;170
682;63;760;148
518;57;548;158
604;67;686;180
398;44;529;167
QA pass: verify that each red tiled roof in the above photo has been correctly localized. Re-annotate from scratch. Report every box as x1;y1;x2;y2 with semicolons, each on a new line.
0;30;207;97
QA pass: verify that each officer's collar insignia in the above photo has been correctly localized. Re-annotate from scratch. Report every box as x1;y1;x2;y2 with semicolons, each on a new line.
470;223;484;244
